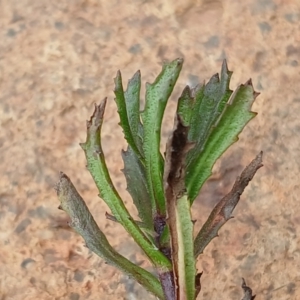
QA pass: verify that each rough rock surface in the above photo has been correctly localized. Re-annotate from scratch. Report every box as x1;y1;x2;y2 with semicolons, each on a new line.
0;0;299;299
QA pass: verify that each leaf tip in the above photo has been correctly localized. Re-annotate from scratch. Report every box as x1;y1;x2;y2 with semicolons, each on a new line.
221;59;233;76
55;172;67;194
133;69;141;78
255;151;264;169
241;278;256;300
176;57;184;66
88;99;107;128
244;79;260;99
114;70;122;81
222;59;228;71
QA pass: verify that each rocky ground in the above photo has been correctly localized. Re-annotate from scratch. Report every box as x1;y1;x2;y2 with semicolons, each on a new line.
0;0;300;299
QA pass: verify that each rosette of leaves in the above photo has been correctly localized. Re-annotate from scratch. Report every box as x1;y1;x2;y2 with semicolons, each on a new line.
56;58;262;300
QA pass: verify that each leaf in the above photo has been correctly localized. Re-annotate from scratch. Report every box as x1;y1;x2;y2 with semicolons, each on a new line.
163;115;195;300
55;172;164;300
105;212;157;247
241;278;256;300
187;60;233;163
186;78;259;203
122;146;153;229
163;115;194;198
158;271;176;300
194;152;263;257
177;85;194;127
142;58;183;216
124;70;144;154
80;100;172;270
175;194;196;300
114;70;143;159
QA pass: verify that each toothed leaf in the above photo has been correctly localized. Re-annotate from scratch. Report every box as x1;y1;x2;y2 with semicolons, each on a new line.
141;58;183;215
114;70;144;159
186;78;259;202
80;100;172;270
177;85;195;126
194;152;263;257
122;146;153;228
186;60;233;166
56;173;164;300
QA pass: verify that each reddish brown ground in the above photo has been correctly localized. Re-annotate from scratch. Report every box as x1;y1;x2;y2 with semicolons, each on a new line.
1;0;300;299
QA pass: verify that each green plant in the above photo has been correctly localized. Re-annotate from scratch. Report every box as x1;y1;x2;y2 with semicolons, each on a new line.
55;58;262;300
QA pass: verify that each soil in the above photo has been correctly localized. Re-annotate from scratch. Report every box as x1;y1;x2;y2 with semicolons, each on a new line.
1;0;300;299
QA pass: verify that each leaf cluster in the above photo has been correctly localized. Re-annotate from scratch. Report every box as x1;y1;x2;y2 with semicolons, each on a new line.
56;58;262;300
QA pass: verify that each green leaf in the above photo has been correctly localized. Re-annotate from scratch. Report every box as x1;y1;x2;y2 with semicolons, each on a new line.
56;172;164;300
194;152;263;257
186;79;259;203
142;58;183;215
80;100;172;270
176;195;196;300
187;60;233;168
114;70;143;159
177;85;194;127
122;146;153;229
124;70;144;154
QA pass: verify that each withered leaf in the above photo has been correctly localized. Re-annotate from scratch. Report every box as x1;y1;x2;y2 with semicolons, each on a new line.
194;152;263;257
241;278;256;300
163;115;195;300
